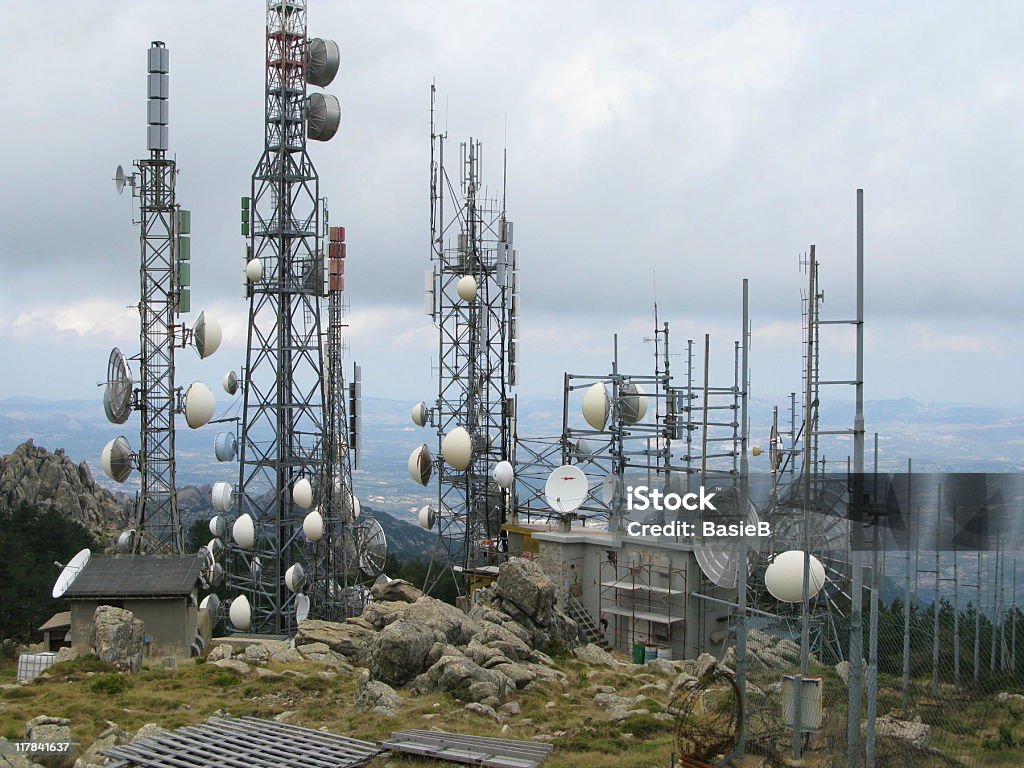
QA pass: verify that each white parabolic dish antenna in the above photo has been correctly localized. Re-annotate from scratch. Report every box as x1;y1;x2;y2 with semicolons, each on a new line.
222;370;239;396
693;486;761;589
408;444;433;486
765;550;827;602
211;482;234;513
303;508;324;542
544;465;588;514
101;436;134;483
493;460;515;489
581;382;609;431
292;477;313;509
229;594;251;631
103;347;133;425
114;164;127;194
295;593;311;623
441;426;473;471
184;382;216;429
53;548;91;598
619;381;648;425
418;504;436;530
600;473;622;507
411;402;428;427
192;312;222;359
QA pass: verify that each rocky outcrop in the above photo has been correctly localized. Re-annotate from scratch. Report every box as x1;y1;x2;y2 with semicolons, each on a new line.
368;619;439;686
868;715;931;748
88;606;144;673
573;643;617;667
354;670;401;716
0;440;128;544
24;716;77;768
370;576;423;604
411;654;514;704
295;619;375;661
469;558;578;649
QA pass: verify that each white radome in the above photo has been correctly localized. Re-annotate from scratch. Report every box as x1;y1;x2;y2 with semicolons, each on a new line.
456;275;478;302
620;381;648;425
581;382;610;431
184;382;216;429
229;594;251;631
418;504;436;530
411;401;428;427
194;312;222;359
232;513;256;549
408;444;433;486
285;563;305;592
292;477;313;509
764;550;827;603
222;371;238;396
441;426;473;470
493;460;515;489
303;508;324;542
211;482;234;513
245;258;263;282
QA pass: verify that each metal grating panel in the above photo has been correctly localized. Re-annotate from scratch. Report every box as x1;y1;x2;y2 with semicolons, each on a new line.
101;716;383;768
379;730;553;768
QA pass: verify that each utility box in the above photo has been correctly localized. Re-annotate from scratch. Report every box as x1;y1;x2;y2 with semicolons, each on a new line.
17;652;57;682
782;674;823;732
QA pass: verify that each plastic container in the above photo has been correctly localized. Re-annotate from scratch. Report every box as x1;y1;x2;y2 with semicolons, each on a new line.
657;646;673;661
644;645;659;663
632;643;646;665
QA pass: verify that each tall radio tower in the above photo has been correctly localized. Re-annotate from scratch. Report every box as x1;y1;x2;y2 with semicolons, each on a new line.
413;86;519;595
102;41;220;556
222;0;353;634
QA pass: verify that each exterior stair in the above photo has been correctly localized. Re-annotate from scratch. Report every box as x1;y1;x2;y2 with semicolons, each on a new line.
565;592;607;648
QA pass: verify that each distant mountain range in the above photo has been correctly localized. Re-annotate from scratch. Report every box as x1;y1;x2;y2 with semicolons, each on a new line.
1;394;1022;531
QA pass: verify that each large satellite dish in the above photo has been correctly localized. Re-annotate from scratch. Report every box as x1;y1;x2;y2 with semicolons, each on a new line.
183;382;215;428
620;381;648;425
103;348;133;424
581;382;609;431
693;486;761;589
306;93;341;141
295;593;311;623
545;465;589;514
306;38;340;87
408;444;433;486
356;518;387;577
441;426;473;470
52;548;91;598
192;312;222;359
101;436;133;483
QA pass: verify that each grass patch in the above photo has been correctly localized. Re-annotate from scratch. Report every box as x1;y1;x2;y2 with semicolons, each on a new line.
89;674;128;695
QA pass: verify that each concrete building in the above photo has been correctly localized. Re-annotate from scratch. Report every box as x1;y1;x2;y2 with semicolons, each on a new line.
37;611;72;652
63;554;211;660
504;522;732;661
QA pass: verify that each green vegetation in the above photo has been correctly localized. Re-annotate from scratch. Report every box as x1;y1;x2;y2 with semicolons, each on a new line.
0;502;98;649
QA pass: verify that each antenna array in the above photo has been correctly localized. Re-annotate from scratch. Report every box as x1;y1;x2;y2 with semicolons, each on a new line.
102;41;220;555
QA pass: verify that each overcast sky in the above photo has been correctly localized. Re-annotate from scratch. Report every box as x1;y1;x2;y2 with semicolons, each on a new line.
1;1;1022;413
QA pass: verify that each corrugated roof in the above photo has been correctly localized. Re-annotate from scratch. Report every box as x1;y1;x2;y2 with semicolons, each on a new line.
63;554;204;598
38;611;72;631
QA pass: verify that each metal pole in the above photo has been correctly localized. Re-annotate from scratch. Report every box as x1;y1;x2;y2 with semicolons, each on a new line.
793;246;815;762
953;507;961;689
991;534;1000;674
734;279;750;758
931;483;942;694
866;434;880;766
975;551;982;682
902;457;912;707
847;189;865;768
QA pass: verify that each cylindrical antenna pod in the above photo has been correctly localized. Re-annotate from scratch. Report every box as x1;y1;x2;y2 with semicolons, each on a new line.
146;42;169;153
306;93;341;141
306;38;340;87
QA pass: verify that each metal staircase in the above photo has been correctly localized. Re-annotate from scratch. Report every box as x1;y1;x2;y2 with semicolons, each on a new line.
565;592;606;647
